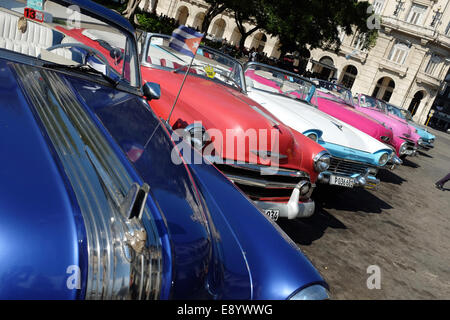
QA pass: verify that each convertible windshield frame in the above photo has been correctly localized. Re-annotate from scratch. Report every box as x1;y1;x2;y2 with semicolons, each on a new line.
244;62;317;105
0;0;141;90
359;94;389;113
314;79;355;107
141;32;246;92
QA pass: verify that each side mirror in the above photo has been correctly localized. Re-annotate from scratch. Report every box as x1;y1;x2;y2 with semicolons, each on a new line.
109;48;122;60
143;82;161;101
109;47;123;64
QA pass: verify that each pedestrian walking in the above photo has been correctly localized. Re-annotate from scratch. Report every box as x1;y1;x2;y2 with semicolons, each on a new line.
435;173;450;190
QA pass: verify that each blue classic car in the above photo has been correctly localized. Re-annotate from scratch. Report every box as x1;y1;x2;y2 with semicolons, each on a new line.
0;0;329;299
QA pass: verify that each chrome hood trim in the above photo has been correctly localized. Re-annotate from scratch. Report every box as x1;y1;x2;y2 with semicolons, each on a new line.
14;63;162;300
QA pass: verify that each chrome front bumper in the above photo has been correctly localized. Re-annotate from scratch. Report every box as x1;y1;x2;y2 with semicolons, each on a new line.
387;154;403;170
254;197;315;220
207;157;315;220
403;147;418;157
317;172;380;190
418;140;434;150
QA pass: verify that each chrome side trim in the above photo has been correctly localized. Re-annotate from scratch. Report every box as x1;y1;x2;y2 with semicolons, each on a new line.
14;64;162;300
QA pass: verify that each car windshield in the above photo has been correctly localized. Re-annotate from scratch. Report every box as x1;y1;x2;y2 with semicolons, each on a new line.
386;104;406;119
143;34;244;90
0;0;139;87
314;80;354;107
244;63;318;105
400;109;413;121
359;94;388;113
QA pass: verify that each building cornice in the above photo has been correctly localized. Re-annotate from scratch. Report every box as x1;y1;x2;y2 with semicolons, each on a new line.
381;16;450;50
416;70;445;88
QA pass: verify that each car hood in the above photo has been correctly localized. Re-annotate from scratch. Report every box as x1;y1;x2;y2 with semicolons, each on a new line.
315;95;394;143
248;89;390;155
0;59;86;299
142;67;325;173
355;106;414;141
412;123;435;141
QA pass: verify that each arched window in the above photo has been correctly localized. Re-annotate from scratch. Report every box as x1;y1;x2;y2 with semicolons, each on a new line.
318;56;335;80
192;12;205;30
340;65;358;89
211;18;226;39
320;56;334;67
252;33;267;52
176;6;189;26
372;77;395;102
229;27;241;46
408;91;425;117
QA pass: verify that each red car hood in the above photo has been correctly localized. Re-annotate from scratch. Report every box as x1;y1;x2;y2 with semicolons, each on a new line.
142;67;325;177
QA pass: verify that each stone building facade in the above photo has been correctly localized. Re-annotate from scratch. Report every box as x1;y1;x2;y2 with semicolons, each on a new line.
308;0;450;125
148;0;450;125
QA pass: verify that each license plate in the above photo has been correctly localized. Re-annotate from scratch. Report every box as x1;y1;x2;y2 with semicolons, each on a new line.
330;175;354;188
264;209;280;221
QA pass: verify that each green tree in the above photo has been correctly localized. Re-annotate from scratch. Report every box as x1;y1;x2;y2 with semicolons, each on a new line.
231;0;267;51
201;0;230;33
203;0;377;59
261;0;377;58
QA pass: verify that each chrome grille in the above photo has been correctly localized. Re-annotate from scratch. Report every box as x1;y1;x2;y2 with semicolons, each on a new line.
328;157;369;176
212;160;310;200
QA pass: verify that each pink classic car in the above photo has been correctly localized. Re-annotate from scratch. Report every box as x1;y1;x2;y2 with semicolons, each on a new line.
312;80;402;167
354;94;421;159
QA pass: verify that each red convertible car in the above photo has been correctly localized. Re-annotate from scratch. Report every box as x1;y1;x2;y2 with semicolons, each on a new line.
139;33;331;220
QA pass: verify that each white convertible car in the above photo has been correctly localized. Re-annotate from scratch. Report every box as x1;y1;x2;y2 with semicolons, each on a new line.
244;62;393;189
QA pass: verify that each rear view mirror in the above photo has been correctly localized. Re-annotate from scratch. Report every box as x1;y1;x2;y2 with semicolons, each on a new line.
143;82;161;101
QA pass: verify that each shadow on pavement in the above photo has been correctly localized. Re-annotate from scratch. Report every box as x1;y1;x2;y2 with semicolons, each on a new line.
418;150;433;158
312;185;393;214
277;206;346;245
378;169;407;185
402;158;420;168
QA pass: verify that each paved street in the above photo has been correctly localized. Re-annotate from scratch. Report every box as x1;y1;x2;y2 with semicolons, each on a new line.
279;128;450;299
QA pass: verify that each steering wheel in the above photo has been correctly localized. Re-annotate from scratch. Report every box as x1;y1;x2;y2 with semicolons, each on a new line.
39;43;109;66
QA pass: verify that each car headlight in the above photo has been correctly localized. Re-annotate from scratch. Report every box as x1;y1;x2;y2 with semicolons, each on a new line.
399;142;408;155
314;151;331;172
289;284;330;300
307;133;318;142
378;153;389;166
418;138;424;146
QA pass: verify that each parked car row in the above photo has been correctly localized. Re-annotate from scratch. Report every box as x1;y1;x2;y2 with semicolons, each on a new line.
0;0;434;300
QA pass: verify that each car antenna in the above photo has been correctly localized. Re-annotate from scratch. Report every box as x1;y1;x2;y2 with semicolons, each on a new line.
166;26;204;125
